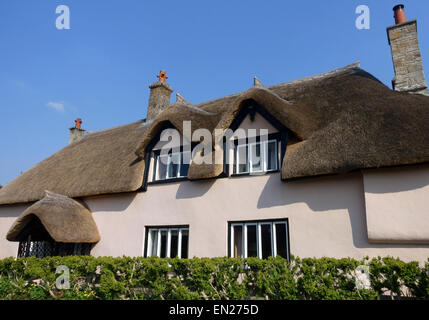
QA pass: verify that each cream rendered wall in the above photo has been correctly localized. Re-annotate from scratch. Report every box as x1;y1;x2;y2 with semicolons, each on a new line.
0;204;29;258
86;171;429;262
363;165;429;244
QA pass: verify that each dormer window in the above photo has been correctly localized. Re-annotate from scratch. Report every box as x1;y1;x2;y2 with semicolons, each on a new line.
152;150;191;181
234;139;278;175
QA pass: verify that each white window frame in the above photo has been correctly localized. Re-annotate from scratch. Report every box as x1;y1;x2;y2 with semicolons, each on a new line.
235;139;278;174
146;227;189;259
229;220;289;260
153;150;191;181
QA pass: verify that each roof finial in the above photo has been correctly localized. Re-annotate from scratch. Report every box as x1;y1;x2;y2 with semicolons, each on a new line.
253;76;264;88
156;70;168;83
176;92;191;105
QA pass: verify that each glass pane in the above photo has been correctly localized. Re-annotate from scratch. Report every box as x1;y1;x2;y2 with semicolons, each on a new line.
275;223;288;258
149;230;158;256
156;155;168;180
267;140;278;171
179;152;190;177
181;229;189;259
170;230;179;258
233;225;243;258
261;224;272;259
250;143;262;172
236;144;248;173
160;230;167;258
246;225;257;257
168;153;180;179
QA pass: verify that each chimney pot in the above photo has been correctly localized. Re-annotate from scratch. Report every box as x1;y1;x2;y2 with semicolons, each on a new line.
75;118;82;129
69;118;85;144
393;4;406;25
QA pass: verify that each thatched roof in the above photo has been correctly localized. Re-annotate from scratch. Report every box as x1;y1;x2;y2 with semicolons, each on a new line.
1;62;429;204
0;120;148;205
6;191;100;243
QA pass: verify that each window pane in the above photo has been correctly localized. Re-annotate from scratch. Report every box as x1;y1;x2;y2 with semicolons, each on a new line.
149;230;159;256
233;225;243;258
267;140;278;171
246;225;257;257
236;144;248;173
250;143;262;172
156;155;168;180
261;224;272;259
160;230;167;258
179;152;190;177
170;230;179;258
168;153;180;179
275;223;288;258
181;229;189;259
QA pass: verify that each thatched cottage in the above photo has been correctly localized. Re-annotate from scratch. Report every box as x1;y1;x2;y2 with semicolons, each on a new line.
1;5;429;262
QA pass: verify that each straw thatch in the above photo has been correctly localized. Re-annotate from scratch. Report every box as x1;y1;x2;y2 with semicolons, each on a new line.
6;191;100;243
0;120;148;205
1;62;429;205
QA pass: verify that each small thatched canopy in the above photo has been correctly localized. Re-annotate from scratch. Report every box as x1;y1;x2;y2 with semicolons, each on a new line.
7;191;100;243
1;62;429;204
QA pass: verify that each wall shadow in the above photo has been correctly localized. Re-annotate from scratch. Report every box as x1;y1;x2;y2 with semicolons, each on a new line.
176;180;216;199
0;203;32;218
85;192;137;213
363;165;429;194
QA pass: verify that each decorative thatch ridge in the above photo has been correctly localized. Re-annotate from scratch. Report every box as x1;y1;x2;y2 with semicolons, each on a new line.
6;191;100;243
1;62;429;204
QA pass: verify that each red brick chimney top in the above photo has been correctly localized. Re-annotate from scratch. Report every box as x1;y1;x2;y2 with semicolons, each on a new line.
393;4;406;25
75;118;82;129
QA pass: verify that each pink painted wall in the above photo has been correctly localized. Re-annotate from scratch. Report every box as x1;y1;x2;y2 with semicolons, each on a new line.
85;170;429;262
363;165;429;244
0;204;28;257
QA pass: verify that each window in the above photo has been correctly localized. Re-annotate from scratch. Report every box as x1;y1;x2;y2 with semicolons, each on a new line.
153;151;190;181
18;236;92;258
234;139;278;174
146;227;189;258
229;220;289;260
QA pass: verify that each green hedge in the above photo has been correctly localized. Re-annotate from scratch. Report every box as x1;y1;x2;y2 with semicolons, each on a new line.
0;255;428;300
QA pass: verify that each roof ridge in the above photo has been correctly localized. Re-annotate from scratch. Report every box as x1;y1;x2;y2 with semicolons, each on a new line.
191;62;361;108
267;61;361;89
86;119;144;136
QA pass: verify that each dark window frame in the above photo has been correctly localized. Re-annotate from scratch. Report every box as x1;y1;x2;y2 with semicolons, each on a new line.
227;218;290;261
230;132;282;177
224;100;289;178
143;224;190;259
149;147;192;184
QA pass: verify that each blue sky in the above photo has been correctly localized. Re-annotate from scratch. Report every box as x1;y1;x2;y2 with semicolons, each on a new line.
0;0;428;186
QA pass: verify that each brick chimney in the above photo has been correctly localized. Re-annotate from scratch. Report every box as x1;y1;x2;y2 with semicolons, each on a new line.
147;70;173;120
69;118;85;144
387;5;428;95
